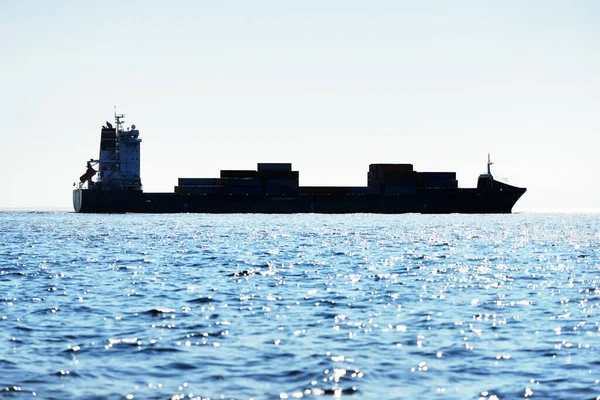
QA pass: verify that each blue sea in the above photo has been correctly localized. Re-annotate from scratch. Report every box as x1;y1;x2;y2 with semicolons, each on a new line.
0;212;599;399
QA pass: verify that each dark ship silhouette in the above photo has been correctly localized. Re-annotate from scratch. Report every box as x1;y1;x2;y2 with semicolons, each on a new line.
73;114;526;214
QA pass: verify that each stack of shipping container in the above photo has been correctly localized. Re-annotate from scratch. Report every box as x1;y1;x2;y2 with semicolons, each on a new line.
174;162;457;197
367;164;458;194
258;163;299;195
220;169;262;195
419;172;458;189
368;164;417;195
175;163;299;196
175;178;222;194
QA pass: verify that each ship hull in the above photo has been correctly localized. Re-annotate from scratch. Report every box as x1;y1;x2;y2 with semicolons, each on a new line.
73;184;526;214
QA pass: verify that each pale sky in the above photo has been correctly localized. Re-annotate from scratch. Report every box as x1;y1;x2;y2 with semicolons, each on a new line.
1;1;598;211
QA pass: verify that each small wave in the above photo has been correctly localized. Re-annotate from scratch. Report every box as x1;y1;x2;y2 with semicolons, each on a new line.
189;296;214;303
163;361;198;371
31;306;60;315
284;387;359;397
64;344;84;353
54;369;80;378
1;386;25;393
144;308;177;316
227;269;256;277
15;325;34;332
138;346;182;354
106;337;140;348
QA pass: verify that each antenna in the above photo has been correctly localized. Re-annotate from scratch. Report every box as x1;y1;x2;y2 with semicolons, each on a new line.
114;107;125;134
487;153;493;176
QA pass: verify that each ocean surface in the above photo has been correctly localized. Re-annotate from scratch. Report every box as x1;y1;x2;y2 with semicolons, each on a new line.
0;212;599;400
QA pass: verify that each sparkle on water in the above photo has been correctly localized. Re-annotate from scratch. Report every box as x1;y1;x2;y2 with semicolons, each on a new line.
0;211;599;399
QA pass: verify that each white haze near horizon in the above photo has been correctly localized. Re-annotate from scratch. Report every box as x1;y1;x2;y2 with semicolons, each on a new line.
0;1;599;212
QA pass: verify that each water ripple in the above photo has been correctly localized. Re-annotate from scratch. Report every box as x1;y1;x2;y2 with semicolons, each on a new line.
0;212;599;398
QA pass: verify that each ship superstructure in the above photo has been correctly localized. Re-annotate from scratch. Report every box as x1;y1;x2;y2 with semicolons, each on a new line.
78;113;142;191
74;115;526;214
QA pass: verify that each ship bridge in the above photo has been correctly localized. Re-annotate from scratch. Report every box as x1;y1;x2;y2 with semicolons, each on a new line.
78;113;142;191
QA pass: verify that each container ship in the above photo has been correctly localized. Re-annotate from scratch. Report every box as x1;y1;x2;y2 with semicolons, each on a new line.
73;114;526;214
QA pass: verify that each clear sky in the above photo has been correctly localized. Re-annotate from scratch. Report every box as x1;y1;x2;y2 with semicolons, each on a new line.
1;1;598;211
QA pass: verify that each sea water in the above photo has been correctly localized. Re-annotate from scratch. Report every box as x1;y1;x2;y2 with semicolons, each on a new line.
0;212;599;399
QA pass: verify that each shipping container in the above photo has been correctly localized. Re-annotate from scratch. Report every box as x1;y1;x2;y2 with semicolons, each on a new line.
423;180;458;189
220;170;259;178
369;164;413;173
227;186;262;195
367;176;384;187
384;187;417;195
265;179;299;187
175;185;221;194
264;186;281;195
421;172;456;180
368;171;418;180
178;178;221;186
300;186;349;195
383;179;417;187
221;177;262;187
258;170;299;179
257;163;292;172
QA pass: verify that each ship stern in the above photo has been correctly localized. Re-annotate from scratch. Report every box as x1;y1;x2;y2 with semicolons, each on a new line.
73;188;84;213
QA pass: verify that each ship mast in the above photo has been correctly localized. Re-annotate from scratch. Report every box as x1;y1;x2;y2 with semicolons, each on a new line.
115;110;125;135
